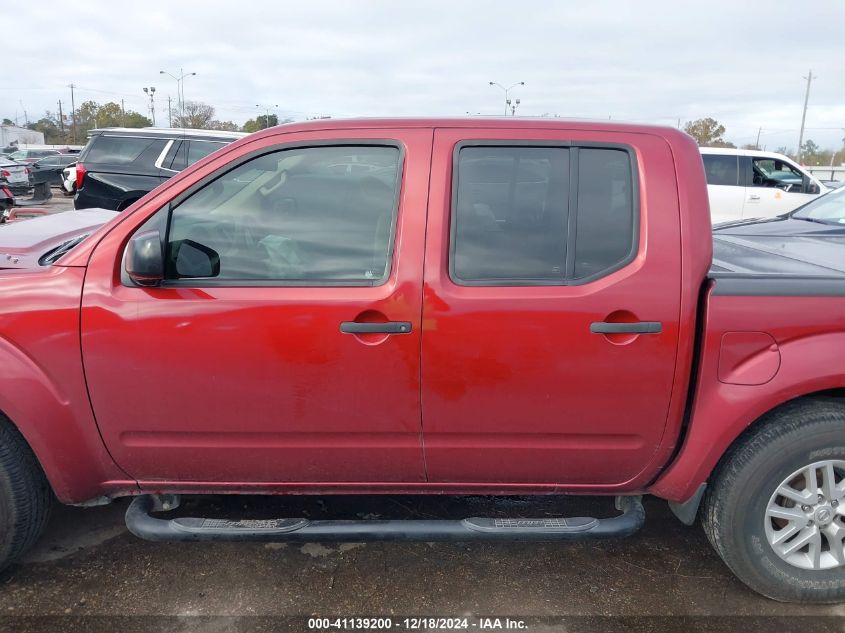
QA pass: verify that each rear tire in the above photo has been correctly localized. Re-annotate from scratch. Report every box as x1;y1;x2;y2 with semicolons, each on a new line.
0;420;52;571
702;398;845;603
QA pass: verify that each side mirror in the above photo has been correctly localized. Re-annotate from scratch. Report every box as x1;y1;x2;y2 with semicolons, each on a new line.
124;229;164;287
804;176;820;195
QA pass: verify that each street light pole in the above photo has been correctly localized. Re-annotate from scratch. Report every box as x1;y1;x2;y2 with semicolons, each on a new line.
256;104;279;129
160;69;197;123
489;81;524;115
142;87;156;125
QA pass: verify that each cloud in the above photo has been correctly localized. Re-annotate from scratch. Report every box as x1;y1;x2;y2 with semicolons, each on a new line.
8;0;845;149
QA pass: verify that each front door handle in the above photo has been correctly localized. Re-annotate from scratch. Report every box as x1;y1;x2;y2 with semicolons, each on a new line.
748;194;761;201
340;321;412;334
590;321;662;334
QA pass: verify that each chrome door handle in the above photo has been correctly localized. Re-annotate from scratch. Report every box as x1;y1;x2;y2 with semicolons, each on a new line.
748;194;761;201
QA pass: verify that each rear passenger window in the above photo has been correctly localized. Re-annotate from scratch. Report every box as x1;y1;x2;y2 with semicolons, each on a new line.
573;148;634;279
451;145;636;285
187;141;225;165
85;136;163;164
165;145;401;285
702;154;739;186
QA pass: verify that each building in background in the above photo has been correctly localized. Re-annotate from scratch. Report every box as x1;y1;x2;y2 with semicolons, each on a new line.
0;125;45;149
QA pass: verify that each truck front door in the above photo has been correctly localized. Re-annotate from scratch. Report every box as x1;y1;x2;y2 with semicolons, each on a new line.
81;128;432;485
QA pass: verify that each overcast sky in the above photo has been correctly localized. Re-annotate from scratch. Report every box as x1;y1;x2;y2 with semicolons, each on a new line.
8;0;845;151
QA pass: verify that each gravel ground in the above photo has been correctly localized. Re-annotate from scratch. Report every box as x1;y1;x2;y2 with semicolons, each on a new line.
0;494;840;632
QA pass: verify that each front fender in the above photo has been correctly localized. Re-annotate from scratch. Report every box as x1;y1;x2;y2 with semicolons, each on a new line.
650;325;845;502
0;266;132;503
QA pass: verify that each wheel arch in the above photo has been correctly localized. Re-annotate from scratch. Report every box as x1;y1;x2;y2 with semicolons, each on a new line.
651;381;845;504
0;324;133;505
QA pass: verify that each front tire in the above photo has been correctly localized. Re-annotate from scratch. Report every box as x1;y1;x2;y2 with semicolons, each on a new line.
0;420;52;571
702;399;845;603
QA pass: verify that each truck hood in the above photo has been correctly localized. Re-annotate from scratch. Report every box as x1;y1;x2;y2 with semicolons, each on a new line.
712;231;845;275
0;208;118;269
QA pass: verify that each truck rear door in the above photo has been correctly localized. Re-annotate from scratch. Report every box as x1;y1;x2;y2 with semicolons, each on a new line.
421;127;683;486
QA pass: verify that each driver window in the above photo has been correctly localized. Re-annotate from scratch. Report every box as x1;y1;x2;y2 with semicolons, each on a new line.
750;157;806;193
165;145;401;285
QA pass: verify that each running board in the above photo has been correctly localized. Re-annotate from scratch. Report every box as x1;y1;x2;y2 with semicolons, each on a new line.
125;495;645;542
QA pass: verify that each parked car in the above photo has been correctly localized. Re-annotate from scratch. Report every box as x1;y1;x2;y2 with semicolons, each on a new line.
74;127;247;211
0;184;13;218
7;148;61;164
700;147;829;223
61;161;77;196
0;157;31;193
28;154;78;187
0;119;843;605
712;185;845;274
0;207;118;267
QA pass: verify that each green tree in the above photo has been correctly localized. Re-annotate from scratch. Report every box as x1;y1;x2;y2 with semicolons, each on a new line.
27;115;62;143
242;114;293;133
800;139;820;163
683;117;734;147
123;111;153;128
241;118;261;133
2;118;13;126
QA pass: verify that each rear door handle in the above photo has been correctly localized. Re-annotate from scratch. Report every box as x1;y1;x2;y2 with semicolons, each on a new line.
590;321;662;334
340;321;412;334
748;194;761;201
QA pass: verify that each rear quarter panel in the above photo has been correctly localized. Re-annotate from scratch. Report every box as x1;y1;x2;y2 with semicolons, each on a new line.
650;286;845;501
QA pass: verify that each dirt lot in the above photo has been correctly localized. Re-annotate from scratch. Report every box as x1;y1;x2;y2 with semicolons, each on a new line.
1;495;841;632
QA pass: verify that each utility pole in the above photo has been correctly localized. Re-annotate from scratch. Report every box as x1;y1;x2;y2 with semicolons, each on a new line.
121;99;126;126
68;84;77;143
755;127;762;149
167;96;172;127
797;70;814;163
57;100;65;137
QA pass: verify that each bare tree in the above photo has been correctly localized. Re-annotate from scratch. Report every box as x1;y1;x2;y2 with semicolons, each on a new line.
172;101;216;129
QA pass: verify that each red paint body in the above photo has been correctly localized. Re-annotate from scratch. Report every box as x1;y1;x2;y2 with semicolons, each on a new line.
0;118;842;505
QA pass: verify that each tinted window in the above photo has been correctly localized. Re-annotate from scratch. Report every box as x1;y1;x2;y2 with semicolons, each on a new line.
166;145;401;284
702;154;739;186
573;148;635;279
452;146;569;283
187;141;225;165
86;136;161;164
168;141;187;170
451;145;636;285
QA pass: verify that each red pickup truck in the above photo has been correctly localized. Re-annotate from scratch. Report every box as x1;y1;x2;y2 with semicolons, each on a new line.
1;119;843;603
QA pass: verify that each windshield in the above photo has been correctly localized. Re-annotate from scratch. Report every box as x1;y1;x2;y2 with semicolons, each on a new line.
791;187;845;224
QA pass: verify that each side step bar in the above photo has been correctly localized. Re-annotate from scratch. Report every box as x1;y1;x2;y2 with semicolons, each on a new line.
126;495;645;543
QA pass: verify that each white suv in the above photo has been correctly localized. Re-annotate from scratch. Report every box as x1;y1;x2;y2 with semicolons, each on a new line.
700;147;829;224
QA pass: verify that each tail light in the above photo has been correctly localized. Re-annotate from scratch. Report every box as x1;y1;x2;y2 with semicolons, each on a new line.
1;186;11;198
0;170;8;177
75;163;87;189
25;167;31;175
